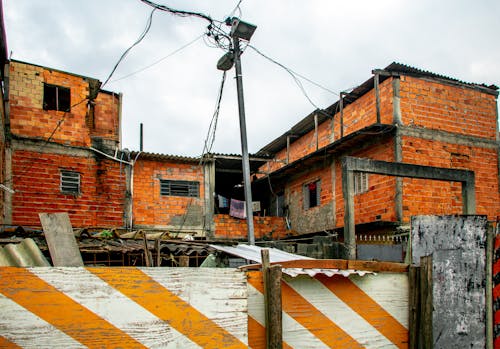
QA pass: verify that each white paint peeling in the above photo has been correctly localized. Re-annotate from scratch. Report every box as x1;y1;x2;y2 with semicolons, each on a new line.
349;273;409;328
0;293;86;349
143;267;248;345
31;267;201;349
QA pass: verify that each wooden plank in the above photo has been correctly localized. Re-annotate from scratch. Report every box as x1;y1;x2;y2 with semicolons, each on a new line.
261;249;271;348
267;265;282;349
408;266;420;349
142;233;152;267
240;259;408;272
39;212;83;267
179;255;190;267
420;255;433;349
348;260;409;273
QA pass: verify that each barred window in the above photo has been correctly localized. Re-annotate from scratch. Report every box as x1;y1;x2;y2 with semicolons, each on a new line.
60;170;80;194
354;172;369;195
44;83;71;112
160;180;199;198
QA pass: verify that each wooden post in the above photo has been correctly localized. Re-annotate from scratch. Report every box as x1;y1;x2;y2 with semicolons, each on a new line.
420;255;433;349
179;255;190;267
261;249;283;348
409;266;421;349
142;232;152;267
155;238;162;267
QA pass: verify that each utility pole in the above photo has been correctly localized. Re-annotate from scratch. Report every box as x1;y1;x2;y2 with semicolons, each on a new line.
232;36;255;245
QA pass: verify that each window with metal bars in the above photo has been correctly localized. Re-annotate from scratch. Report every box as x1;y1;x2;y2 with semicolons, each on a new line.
354;171;369;194
160;179;199;198
60;170;80;194
43;83;71;112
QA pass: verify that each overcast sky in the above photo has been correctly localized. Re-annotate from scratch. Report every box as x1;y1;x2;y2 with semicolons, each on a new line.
4;0;500;156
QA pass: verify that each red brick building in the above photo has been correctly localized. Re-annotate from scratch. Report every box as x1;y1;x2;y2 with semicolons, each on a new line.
1;60;128;228
254;63;499;241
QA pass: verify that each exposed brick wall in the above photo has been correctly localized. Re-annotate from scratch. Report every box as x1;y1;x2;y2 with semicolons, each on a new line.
260;78;393;175
399;76;497;139
213;214;288;240
334;138;397;228
8;61;120;148
92;92;120;143
132;157;205;229
401;136;499;220
10;148;126;228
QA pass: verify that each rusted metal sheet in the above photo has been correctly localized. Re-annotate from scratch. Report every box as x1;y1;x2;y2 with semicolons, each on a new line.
0;267;247;348
248;271;409;348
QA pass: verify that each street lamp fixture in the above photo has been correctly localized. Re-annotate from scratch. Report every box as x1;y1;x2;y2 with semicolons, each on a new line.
230;18;257;41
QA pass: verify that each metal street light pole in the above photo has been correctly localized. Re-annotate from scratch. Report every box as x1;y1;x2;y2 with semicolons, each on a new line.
233;36;255;245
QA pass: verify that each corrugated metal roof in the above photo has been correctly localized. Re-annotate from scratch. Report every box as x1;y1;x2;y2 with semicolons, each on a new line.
0;238;51;266
210;243;313;263
131;151;201;163
210;244;373;277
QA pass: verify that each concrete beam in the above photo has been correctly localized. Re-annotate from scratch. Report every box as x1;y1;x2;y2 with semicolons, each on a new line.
341;156;476;259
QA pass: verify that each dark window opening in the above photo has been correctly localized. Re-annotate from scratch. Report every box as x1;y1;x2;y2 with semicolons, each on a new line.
304;180;321;210
161;180;199;198
60;170;80;194
44;83;71;112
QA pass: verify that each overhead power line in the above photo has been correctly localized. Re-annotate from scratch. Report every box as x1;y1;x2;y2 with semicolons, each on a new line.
109;33;204;83
102;7;156;88
201;71;227;159
139;0;214;24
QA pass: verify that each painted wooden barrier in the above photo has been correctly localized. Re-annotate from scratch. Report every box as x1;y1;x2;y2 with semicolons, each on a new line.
248;271;409;349
0;266;408;348
0;267;248;348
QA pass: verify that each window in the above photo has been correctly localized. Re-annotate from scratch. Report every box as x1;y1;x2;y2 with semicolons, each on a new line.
354;172;369;194
43;83;71;112
303;180;321;209
161;180;199;198
60;170;80;194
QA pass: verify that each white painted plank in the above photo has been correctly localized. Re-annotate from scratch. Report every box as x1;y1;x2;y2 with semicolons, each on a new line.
0;293;86;349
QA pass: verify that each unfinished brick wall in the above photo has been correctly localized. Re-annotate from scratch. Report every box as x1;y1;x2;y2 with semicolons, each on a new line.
213;214;288;240
132;157;205;230
401;136;499;220
399;76;497;139
260;78;393;175
10;149;127;228
8;61;120;148
334;137;397;228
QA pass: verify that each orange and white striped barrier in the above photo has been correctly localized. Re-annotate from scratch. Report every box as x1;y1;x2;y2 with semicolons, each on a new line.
247;271;409;349
0;267;248;348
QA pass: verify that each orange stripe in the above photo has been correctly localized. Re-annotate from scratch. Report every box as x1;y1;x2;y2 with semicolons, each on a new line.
317;274;408;349
248;271;363;349
0;336;22;348
0;267;145;349
90;267;246;349
247;315;293;349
